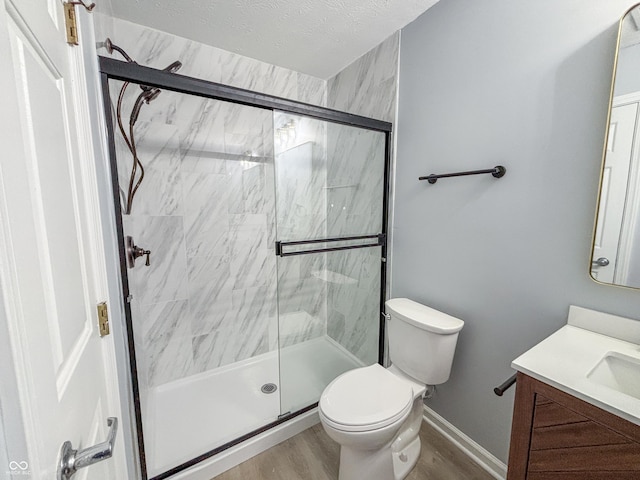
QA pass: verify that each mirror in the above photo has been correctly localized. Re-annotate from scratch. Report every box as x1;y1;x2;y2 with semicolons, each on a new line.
591;3;640;289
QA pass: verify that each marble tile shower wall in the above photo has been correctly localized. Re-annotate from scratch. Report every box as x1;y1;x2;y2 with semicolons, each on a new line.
325;33;400;364
98;15;328;388
117;93;277;388
327;33;399;124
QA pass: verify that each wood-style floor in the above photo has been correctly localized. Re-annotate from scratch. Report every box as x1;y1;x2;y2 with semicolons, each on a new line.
214;421;495;480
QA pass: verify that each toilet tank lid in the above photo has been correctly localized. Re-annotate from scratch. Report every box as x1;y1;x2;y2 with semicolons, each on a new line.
385;298;464;334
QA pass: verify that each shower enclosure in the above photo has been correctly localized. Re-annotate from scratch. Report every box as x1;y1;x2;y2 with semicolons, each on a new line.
100;57;391;480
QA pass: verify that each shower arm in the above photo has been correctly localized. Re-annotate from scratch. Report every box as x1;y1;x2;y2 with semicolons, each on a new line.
104;38;135;63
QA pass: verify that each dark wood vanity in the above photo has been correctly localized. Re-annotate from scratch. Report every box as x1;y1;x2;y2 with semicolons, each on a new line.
507;372;640;479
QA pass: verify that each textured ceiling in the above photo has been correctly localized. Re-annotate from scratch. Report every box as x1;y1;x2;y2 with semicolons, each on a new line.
106;0;441;79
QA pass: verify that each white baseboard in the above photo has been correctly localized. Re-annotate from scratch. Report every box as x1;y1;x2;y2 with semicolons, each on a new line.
168;409;320;480
422;405;507;480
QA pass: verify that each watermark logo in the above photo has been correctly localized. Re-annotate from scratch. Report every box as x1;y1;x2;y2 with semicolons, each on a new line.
7;460;30;476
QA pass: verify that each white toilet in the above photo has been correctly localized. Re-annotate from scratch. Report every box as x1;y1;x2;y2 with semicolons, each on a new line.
319;298;464;480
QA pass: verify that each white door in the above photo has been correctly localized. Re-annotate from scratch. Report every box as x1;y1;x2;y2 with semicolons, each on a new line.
592;102;637;283
0;1;127;479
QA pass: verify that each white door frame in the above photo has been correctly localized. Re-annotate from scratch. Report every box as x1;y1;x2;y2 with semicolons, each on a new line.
76;9;142;480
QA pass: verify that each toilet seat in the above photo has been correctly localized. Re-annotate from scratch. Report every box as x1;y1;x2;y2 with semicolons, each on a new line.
319;364;414;432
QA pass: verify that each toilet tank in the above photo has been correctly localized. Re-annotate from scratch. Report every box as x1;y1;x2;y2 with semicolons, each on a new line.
386;298;464;385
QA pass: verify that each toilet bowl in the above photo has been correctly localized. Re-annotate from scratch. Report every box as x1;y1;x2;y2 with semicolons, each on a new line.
319;298;464;480
319;364;426;480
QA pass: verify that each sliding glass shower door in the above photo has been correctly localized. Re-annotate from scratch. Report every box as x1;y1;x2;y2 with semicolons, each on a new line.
105;78;283;477
101;58;390;480
273;112;387;415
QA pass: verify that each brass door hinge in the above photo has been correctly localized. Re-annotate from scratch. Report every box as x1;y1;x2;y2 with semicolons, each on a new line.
63;1;95;45
63;3;79;45
97;302;110;337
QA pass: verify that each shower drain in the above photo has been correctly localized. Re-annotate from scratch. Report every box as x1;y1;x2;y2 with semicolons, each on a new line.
261;383;278;394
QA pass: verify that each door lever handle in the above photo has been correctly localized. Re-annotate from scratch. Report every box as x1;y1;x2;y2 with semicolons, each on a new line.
57;417;118;480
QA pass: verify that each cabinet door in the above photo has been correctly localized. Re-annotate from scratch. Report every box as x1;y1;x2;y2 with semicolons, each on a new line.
507;373;640;480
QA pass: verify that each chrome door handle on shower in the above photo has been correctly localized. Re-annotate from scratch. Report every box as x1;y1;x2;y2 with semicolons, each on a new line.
592;257;610;267
126;235;151;268
57;417;118;480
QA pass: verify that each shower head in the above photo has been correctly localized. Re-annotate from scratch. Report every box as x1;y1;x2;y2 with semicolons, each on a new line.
129;86;163;126
137;60;182;99
144;88;161;104
130;91;156;125
129;96;145;126
133;60;181;119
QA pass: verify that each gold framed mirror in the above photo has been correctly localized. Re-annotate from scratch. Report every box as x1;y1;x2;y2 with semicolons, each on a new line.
591;3;640;289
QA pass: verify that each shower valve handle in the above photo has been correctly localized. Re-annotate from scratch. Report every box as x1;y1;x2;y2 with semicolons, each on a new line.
125;236;151;268
132;246;151;267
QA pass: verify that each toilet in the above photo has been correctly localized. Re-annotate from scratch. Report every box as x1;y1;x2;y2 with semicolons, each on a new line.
319;298;464;480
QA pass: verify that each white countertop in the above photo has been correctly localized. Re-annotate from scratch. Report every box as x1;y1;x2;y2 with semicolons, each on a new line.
512;324;640;426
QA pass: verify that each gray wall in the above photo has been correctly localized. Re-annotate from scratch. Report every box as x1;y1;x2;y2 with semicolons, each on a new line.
394;0;640;461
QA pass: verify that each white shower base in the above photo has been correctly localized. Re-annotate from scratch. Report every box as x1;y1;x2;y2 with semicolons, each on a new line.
144;335;362;477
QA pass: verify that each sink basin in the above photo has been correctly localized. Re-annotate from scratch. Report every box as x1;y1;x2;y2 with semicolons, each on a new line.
587;352;640;400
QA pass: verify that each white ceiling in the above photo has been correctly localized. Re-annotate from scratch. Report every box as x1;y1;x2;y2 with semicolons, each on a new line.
106;0;441;79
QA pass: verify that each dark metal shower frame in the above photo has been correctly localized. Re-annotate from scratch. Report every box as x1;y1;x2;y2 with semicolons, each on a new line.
99;56;393;480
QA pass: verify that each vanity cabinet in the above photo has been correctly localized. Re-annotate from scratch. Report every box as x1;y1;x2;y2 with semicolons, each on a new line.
507;372;640;479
